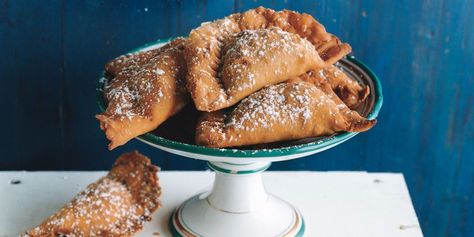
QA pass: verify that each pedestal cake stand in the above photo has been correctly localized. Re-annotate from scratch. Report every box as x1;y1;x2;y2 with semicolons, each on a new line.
97;39;383;237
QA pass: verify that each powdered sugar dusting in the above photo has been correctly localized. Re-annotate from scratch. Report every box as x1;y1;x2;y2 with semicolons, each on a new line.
21;152;161;236
225;83;318;132
103;40;185;120
222;27;317;96
153;68;165;75
106;48;162;76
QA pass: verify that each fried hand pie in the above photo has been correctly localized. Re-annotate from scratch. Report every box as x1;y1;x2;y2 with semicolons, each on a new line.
188;27;327;111
96;38;188;150
196;81;375;148
185;7;352;112
21;151;161;237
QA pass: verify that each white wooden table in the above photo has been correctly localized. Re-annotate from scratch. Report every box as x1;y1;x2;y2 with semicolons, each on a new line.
0;171;423;237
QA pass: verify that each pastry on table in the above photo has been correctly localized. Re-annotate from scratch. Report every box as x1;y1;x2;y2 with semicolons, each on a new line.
289;65;370;109
21;151;161;237
96;38;189;150
185;6;352;112
196;81;375;148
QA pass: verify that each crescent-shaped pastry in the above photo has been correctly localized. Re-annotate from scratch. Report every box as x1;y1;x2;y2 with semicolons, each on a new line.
21;151;161;237
96;38;189;150
186;6;352;111
288;66;370;109
196;81;375;148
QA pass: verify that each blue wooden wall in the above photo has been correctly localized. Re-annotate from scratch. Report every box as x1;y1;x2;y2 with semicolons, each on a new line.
1;0;473;236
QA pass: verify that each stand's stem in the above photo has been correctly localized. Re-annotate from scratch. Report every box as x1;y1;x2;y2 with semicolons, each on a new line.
169;161;304;237
206;161;271;213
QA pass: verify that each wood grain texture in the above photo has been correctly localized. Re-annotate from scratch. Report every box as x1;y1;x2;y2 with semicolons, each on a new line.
1;171;423;237
0;0;473;236
0;0;64;170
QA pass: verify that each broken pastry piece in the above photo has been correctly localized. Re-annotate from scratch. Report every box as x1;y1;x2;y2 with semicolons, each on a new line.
96;38;189;150
196;81;375;148
21;151;161;237
185;6;352;112
289;66;370;109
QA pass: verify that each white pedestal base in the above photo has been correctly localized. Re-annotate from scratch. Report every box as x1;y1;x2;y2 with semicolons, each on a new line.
169;162;305;237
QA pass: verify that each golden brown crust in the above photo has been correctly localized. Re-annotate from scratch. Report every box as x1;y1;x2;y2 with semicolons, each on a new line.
105;39;184;76
196;81;375;148
96;38;189;150
184;17;244;112
21;151;161;237
192;27;326;111
239;6;352;63
288;65;370;109
185;7;351;112
186;27;326;112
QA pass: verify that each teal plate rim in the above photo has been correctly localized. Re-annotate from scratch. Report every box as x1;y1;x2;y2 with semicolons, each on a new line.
96;38;383;158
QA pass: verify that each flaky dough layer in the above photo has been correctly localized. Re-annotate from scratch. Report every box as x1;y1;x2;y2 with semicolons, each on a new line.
288;65;370;109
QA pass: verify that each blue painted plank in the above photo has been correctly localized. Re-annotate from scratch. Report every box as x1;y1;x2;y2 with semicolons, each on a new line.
152;0;235;170
60;0;182;170
0;0;64;170
0;1;473;236
60;0;234;170
176;0;235;35
237;1;474;236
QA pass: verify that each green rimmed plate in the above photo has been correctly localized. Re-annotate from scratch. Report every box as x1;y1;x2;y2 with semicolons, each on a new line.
97;38;383;163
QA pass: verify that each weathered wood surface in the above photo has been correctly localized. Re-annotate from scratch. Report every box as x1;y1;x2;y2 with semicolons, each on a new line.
0;171;423;237
0;1;473;236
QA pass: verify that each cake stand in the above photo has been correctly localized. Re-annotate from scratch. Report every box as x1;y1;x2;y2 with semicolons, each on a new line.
97;38;383;237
